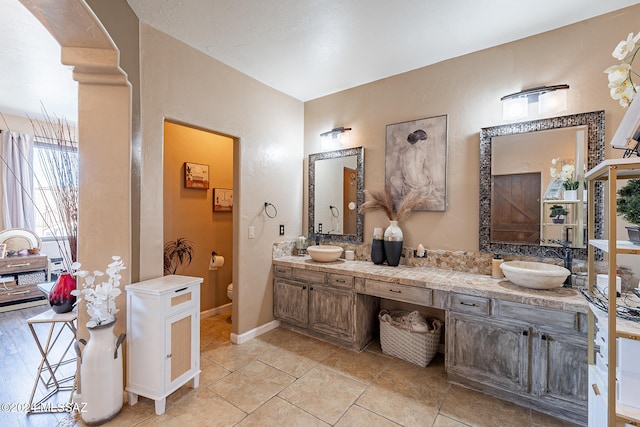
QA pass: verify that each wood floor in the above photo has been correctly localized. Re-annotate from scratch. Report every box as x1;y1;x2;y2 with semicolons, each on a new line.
0;306;581;427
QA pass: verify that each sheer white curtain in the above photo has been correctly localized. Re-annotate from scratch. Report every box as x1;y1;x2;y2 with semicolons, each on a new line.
1;130;35;230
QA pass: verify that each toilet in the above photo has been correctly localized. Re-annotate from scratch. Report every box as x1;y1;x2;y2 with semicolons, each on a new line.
227;283;233;300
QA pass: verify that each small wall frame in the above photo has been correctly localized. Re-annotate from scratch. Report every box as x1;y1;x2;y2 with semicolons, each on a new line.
184;162;210;189
213;188;233;212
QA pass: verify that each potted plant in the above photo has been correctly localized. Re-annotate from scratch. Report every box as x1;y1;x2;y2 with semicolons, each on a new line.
617;179;640;244
163;237;195;274
550;204;569;224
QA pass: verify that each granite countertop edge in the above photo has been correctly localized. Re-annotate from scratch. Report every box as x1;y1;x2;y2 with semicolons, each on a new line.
273;256;587;313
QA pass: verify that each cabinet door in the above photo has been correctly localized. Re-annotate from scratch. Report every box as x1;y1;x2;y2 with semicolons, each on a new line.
165;310;197;392
309;284;354;341
533;328;588;409
273;279;309;327
447;312;530;394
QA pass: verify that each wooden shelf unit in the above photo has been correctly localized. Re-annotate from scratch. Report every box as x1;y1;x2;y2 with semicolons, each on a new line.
586;158;640;426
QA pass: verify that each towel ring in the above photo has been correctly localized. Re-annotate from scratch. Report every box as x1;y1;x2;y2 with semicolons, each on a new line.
264;202;278;218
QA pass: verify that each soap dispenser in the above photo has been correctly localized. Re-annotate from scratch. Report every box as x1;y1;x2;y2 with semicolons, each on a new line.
492;254;504;279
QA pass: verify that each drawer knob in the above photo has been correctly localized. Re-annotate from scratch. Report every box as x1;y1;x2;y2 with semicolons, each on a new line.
166;354;172;358
522;330;528;336
337;279;346;283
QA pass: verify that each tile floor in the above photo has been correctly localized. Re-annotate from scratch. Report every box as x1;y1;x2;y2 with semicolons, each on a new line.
0;306;582;427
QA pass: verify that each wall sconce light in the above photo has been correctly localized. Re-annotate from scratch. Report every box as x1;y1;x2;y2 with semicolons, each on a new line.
320;126;352;147
501;84;569;121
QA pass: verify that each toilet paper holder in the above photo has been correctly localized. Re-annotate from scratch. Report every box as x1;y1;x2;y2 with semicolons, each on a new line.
209;251;225;270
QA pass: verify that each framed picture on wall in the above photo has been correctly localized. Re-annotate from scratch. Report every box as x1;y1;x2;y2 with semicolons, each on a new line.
385;115;448;212
213;188;233;212
184;162;210;189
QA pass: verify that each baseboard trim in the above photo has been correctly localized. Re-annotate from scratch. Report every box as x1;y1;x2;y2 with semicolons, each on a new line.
200;303;232;319
231;319;280;344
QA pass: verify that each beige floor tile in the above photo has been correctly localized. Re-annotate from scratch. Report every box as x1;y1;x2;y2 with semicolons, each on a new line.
439;384;531;427
279;365;367;425
236;396;328;427
58;398;157;427
531;409;583;427
384;354;449;388
335;404;401;427
201;338;267;372
135;387;246;427
432;414;472;427
198;355;231;387
208;359;295;413
356;368;440;426
321;347;392;385
257;331;338;378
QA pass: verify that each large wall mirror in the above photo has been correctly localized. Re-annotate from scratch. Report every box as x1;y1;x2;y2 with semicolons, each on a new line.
480;111;605;259
309;146;364;243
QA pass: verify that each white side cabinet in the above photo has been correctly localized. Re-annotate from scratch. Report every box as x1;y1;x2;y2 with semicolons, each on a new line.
125;275;203;415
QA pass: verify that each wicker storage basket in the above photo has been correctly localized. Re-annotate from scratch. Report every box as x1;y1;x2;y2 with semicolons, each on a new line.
379;310;442;367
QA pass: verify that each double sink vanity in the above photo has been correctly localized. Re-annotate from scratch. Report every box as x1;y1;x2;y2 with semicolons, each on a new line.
272;256;588;424
289;110;608;425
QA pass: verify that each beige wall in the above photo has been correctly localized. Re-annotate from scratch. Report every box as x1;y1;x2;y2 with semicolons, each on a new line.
163;121;233;312
138;23;304;335
304;5;639;263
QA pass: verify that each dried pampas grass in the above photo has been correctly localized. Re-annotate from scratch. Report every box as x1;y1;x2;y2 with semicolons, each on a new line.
360;187;423;221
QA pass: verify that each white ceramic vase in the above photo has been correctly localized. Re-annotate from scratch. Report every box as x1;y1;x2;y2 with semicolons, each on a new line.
383;220;404;267
564;189;578;201
76;319;125;424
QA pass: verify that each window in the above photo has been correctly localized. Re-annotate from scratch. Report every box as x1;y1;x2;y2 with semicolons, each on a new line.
32;140;78;240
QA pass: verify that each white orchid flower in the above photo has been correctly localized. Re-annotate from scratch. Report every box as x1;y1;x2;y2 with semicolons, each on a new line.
612;33;640;60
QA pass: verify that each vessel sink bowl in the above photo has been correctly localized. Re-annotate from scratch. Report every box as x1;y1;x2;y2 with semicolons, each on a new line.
307;245;343;262
500;261;570;290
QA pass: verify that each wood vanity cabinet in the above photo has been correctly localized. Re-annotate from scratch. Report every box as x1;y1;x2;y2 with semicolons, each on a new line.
273;265;377;350
446;293;587;425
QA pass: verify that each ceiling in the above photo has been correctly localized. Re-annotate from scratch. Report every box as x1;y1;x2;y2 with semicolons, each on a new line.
2;0;640;124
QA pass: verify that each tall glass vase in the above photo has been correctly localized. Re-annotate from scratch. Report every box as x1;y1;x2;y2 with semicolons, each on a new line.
49;273;76;313
77;319;125;425
383;220;403;267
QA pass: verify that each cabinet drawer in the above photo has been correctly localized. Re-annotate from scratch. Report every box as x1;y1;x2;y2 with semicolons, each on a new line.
0;256;47;274
328;273;354;289
293;269;326;284
164;284;197;315
363;279;432;306
448;293;490;316
273;265;292;279
494;300;577;331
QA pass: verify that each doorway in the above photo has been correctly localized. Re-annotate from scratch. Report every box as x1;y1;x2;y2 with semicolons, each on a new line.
163;121;235;332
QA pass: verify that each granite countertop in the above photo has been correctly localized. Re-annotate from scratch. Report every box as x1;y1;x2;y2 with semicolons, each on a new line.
273;256;588;313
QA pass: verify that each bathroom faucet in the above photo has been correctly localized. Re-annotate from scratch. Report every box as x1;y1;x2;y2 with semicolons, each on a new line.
547;230;573;287
315;234;320;246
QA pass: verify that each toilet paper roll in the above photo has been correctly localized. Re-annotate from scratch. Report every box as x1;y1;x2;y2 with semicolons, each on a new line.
209;255;225;270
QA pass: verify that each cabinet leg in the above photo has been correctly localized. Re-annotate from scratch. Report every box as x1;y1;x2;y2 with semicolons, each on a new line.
127;392;138;406
190;373;200;389
154;398;166;415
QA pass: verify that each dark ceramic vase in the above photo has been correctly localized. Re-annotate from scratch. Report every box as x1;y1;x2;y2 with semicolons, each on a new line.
371;238;386;265
49;273;76;313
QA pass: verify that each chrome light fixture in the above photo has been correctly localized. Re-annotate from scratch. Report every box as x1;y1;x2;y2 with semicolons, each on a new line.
320;126;352;147
501;84;569;120
320;126;351;139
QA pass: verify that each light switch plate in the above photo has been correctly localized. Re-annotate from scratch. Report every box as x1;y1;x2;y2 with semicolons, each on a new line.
248;226;255;239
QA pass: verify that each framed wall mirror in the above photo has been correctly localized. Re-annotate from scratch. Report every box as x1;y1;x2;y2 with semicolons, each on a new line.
479;111;605;259
309;146;364;243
